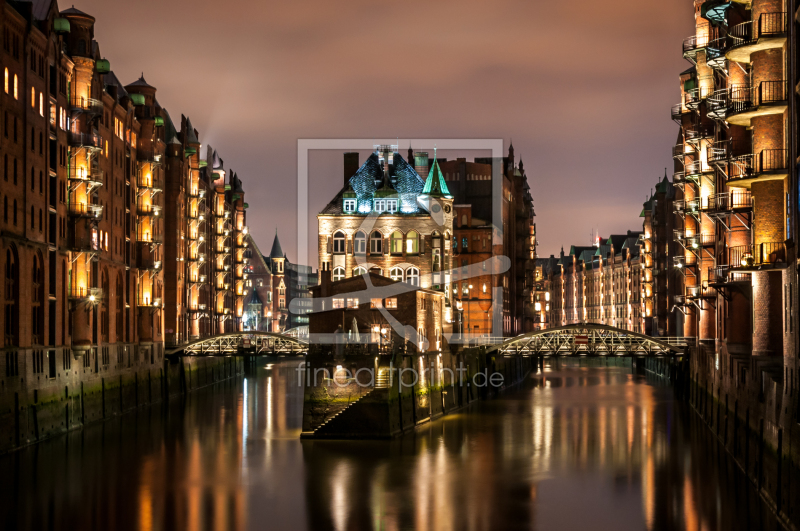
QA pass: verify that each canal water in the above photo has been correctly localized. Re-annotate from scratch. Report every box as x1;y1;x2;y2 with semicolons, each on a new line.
0;359;784;531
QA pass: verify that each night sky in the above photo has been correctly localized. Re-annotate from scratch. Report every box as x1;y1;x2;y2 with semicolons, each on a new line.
77;0;693;263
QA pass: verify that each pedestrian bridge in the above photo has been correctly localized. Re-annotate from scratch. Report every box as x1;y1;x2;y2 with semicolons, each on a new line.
165;332;308;357
474;324;688;357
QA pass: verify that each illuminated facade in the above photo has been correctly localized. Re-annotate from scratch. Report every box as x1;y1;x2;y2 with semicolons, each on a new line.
0;0;249;451
317;145;455;326
544;232;646;334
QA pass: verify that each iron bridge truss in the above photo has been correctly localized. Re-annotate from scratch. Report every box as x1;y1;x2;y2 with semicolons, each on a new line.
167;332;308;357
488;324;687;357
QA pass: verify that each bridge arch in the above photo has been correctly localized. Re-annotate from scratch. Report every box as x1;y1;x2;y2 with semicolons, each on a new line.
484;324;687;356
166;332;308;357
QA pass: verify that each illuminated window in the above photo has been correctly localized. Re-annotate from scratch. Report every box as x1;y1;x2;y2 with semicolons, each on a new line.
332;267;345;282
385;298;397;309
353;266;367;277
386;199;397;213
13;74;18;99
332;298;344;309
374;199;386;212
31;87;35;107
391;231;403;254
354;230;366;254
3;68;7;93
39;93;43;117
343;199;356;212
346;298;359;309
279;298;285;309
405;267;419;287
370;298;382;309
406;230;419;254
389;267;403;281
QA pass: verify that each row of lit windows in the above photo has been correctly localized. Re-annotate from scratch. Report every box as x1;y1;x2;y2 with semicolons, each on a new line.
331;297;398;310
331;266;420;286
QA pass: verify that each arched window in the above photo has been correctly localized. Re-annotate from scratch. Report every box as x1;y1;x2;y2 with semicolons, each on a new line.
405;267;420;286
5;246;19;346
390;231;403;254
332;266;345;282
370;231;382;254
354;231;366;254
461;214;468;226
332;230;346;254
353;266;367;277
406;230;419;254
389;267;403;281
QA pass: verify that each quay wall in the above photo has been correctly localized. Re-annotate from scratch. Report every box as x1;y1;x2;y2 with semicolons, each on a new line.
0;345;243;454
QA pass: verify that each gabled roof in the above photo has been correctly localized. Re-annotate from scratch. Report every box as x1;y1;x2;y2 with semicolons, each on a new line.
269;231;284;260
102;71;129;100
249;289;263;306
184;117;199;145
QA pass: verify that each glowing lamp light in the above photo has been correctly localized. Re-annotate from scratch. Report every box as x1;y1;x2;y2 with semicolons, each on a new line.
89;295;96;302
677;263;683;269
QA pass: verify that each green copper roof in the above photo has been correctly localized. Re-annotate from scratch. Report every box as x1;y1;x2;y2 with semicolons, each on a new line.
422;156;451;197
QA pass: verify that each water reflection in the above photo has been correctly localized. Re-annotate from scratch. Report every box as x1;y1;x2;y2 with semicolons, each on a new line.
0;361;783;531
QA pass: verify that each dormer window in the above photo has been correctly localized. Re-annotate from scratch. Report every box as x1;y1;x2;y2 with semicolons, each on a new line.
343;199;356;212
374;199;386;212
386;199;398;213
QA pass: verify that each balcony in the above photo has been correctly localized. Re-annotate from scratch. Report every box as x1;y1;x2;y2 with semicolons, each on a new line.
726;13;787;64
726;81;787;126
68;165;103;188
708;266;751;285
137;233;163;245
682;34;708;62
674;198;699;214
730;242;786;269
672;144;689;160
137;204;163;217
706;88;729;120
67;131;102;149
136;150;163;165
685;86;714;110
705;37;728;69
137;178;162;193
700;191;754;212
137;257;162;272
137;296;162;308
188;304;207;313
71;234;100;253
68;286;102;303
684;126;713;144
68;202;103;219
686;285;714;299
684;159;712;177
188;252;206;263
69;97;103;115
671;103;691;122
189;275;207;285
727;149;788;189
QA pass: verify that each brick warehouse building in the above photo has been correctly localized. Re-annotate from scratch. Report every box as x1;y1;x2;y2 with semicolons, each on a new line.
543;232;646;333
438;144;537;336
0;1;250;450
241;230;317;335
673;0;800;496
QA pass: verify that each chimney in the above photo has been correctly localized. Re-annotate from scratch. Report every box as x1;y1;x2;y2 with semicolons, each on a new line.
414;152;429;177
343;152;359;188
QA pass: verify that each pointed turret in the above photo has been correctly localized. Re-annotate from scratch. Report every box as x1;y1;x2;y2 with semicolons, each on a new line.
269;230;284;259
421;150;451;198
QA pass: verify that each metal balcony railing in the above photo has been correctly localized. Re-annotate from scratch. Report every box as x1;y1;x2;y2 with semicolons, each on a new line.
708;266;751;285
729;12;787;47
685;86;714;108
69;97;103;114
674;199;700;213
67;131;102;149
136;150;162;164
685;160;711;175
137;296;162;308
137;204;163;217
68;165;103;184
701;191;753;212
730;242;785;268
729;81;786;115
67;286;103;301
684;126;713;143
68;202;103;218
683;34;709;54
